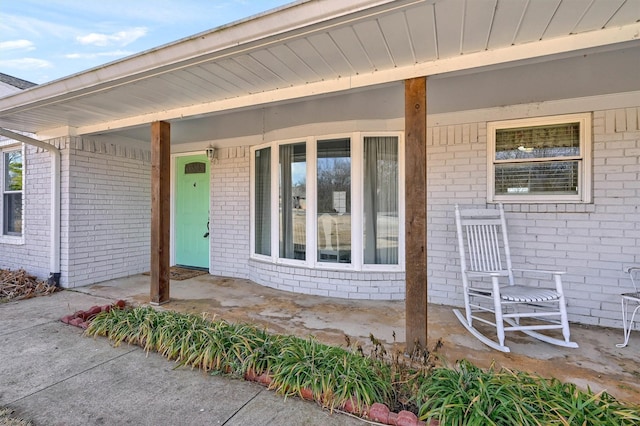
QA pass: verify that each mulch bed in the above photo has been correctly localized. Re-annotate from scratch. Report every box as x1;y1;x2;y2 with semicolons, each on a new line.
0;268;58;301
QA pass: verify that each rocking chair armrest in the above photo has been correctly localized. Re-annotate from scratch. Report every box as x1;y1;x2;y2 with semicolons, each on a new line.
465;270;509;278
511;268;565;276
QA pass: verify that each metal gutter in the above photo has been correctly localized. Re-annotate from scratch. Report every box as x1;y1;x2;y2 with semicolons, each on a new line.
0;128;61;285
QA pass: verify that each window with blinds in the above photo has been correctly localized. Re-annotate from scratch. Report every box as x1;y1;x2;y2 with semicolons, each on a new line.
487;114;591;203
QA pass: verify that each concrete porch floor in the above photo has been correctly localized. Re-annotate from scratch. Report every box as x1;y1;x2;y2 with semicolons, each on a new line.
75;273;640;405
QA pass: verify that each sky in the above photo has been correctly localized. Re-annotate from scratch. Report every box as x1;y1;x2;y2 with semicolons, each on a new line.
0;0;292;85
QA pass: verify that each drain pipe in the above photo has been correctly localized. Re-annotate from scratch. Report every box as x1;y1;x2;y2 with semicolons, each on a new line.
0;128;61;286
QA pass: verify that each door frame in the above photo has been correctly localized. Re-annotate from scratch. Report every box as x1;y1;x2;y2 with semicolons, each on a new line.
170;150;210;270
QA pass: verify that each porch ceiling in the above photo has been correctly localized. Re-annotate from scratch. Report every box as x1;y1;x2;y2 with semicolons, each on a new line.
0;0;638;142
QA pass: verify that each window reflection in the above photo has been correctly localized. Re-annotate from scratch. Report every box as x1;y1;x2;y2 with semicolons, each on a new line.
317;139;351;263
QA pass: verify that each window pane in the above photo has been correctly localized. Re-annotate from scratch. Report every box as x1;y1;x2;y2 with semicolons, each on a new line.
364;137;398;264
495;161;579;195
280;143;306;260
4;193;22;235
495;123;580;161
254;148;271;255
317;138;351;263
4;151;22;191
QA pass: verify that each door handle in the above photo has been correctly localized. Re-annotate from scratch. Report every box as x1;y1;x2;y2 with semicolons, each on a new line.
203;220;209;238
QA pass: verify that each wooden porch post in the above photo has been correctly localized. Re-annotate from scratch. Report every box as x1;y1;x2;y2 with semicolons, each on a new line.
150;121;171;305
405;77;427;351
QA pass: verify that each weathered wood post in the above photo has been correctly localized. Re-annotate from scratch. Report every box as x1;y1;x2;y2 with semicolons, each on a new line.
404;77;428;351
150;120;171;305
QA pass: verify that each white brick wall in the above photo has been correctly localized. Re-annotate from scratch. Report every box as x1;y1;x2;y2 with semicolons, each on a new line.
0;144;51;278
248;259;405;300
427;106;640;328
61;138;151;287
0;136;151;285
210;146;251;279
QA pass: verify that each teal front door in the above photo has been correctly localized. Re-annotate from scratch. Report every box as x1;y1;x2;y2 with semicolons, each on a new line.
175;154;210;269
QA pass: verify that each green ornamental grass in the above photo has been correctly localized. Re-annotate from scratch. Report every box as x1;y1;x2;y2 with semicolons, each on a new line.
86;306;640;424
417;360;640;426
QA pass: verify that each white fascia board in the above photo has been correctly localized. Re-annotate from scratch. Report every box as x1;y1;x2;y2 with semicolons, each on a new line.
75;22;640;136
0;0;410;113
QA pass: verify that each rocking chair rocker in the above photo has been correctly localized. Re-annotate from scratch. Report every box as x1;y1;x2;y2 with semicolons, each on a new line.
454;204;578;353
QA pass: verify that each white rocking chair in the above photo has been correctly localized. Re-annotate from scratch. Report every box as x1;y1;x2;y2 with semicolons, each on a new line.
454;204;578;353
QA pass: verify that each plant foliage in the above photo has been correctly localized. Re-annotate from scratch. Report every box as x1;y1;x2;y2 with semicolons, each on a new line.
417;360;640;425
87;306;392;411
87;306;640;424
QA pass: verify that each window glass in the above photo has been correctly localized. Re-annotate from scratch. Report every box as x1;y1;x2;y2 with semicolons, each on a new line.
363;136;398;264
254;147;271;255
495;161;578;196
3;150;23;236
488;115;590;203
495;123;580;161
317;138;351;263
279;143;306;260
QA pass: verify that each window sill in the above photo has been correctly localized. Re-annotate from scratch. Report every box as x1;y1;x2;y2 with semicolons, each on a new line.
0;235;25;245
249;254;404;273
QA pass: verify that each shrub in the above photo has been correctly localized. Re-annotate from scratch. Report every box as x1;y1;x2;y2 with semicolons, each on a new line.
417;360;640;425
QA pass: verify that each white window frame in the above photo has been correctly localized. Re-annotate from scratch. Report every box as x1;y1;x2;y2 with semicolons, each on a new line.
487;113;592;203
0;143;25;244
250;132;404;272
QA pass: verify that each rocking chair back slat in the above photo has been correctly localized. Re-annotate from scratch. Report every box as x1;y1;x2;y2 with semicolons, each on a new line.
466;224;503;272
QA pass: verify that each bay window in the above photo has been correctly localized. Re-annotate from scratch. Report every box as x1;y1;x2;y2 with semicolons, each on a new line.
251;133;402;270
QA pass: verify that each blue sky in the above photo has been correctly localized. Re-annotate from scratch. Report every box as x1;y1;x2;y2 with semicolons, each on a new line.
0;0;292;84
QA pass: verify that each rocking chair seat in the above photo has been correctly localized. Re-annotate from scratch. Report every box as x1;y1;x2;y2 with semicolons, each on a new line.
500;286;559;303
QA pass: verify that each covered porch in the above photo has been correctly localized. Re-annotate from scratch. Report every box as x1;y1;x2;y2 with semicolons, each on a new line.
74;273;640;405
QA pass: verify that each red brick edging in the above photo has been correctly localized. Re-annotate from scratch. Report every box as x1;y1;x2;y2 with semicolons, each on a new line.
60;299;126;329
243;370;437;426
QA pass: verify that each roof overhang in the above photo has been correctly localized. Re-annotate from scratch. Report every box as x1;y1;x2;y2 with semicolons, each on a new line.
1;0;638;141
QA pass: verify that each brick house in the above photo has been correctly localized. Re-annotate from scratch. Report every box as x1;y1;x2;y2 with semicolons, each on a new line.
0;0;638;341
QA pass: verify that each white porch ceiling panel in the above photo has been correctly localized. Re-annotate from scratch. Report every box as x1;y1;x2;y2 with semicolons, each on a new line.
0;0;638;136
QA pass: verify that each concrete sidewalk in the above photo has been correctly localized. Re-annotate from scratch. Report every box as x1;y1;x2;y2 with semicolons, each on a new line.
0;291;362;426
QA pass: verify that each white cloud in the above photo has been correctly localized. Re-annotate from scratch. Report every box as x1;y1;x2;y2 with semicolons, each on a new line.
0;58;52;69
76;27;147;47
65;50;132;60
0;39;35;51
0;12;75;39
